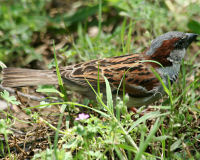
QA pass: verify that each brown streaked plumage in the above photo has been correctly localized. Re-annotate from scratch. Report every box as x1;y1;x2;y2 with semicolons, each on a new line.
1;31;198;107
59;54;160;96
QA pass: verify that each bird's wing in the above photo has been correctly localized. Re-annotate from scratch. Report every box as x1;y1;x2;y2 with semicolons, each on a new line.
60;54;160;97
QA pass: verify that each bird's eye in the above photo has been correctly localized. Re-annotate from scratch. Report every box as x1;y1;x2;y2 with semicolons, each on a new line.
175;39;185;49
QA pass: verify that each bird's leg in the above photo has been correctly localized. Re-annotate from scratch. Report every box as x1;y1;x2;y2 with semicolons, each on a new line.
129;106;154;119
129;106;138;113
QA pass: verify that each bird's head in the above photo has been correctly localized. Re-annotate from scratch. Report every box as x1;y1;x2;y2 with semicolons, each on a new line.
146;31;198;67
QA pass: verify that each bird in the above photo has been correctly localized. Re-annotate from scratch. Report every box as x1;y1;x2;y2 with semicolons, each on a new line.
1;31;198;107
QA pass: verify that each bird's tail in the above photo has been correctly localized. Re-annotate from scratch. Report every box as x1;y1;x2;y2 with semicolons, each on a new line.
2;68;58;87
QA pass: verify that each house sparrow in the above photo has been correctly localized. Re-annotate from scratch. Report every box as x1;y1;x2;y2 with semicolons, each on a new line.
1;31;198;107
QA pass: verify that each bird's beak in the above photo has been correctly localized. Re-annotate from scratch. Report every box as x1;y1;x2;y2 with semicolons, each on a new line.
186;33;199;48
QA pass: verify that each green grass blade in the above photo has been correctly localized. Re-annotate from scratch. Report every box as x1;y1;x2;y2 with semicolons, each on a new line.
151;68;173;105
125;20;133;53
121;18;127;53
97;0;102;39
97;63;101;96
128;111;166;133
53;40;67;102
114;145;127;160
104;76;114;114
134;118;163;160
